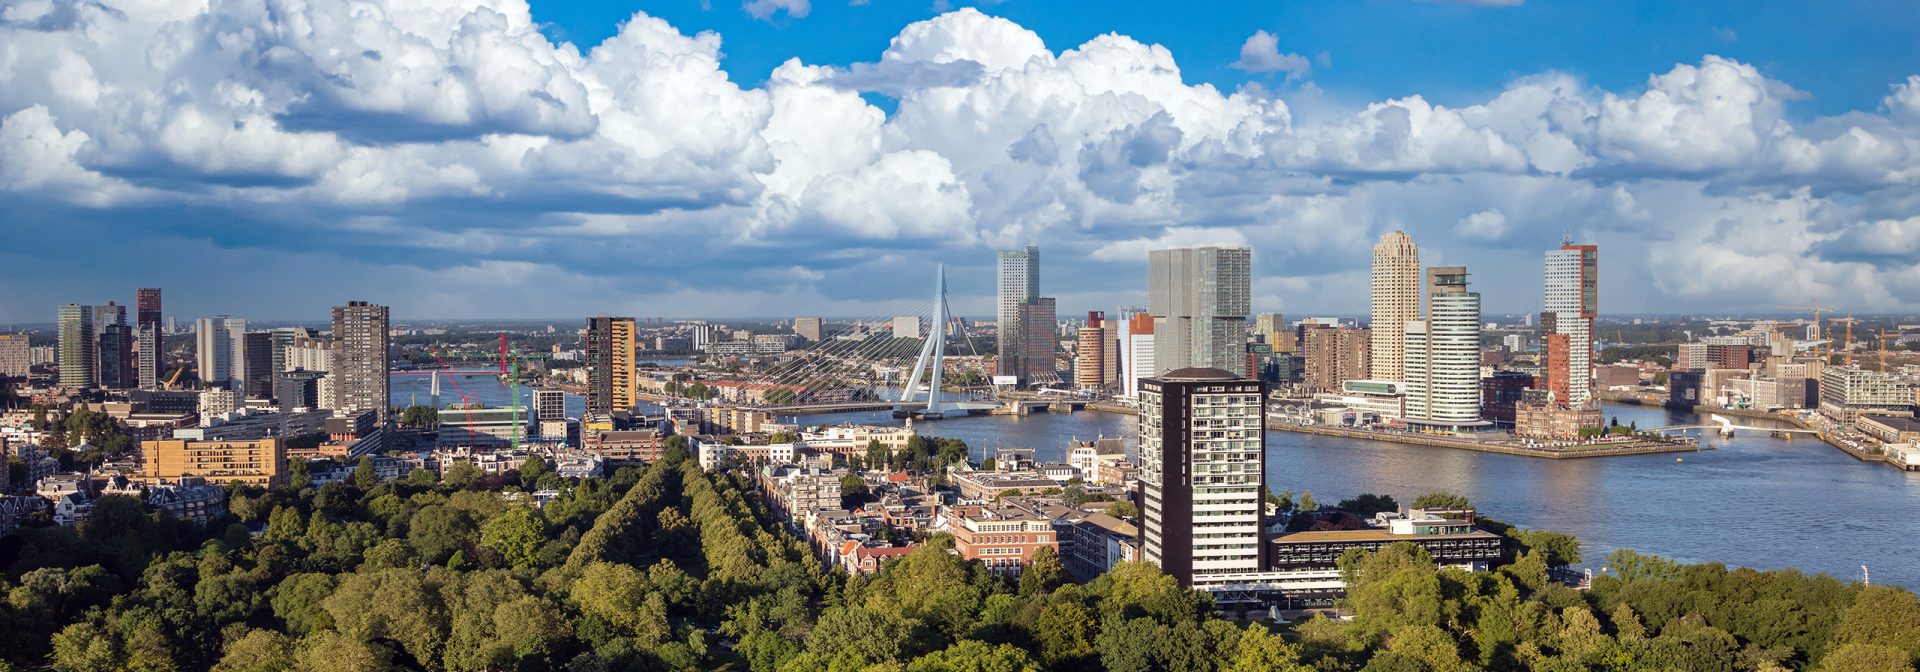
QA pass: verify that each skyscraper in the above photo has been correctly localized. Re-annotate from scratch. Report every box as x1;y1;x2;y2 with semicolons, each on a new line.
196;317;231;388
136;288;162;332
242;331;274;399
1370;231;1420;382
1543;240;1599;407
1300;324;1371;393
586;316;636;415
1403;267;1483;426
331;301;391;421
1074;312;1107;390
0;333;29;379
57;304;95;389
211;316;247;390
1138;367;1267;587
98;323;135;389
1148;247;1252;377
1121;312;1156;399
1018;299;1059;384
997;247;1042;384
137;325;160;389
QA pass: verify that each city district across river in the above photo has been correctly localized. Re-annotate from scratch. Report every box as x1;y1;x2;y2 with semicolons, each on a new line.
392;373;1920;589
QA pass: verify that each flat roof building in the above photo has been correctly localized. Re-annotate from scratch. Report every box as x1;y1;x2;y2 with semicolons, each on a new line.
140;438;286;487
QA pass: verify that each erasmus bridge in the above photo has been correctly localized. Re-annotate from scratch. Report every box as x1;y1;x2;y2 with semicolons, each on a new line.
719;264;1005;419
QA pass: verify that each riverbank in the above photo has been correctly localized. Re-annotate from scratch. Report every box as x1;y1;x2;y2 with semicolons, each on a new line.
1087;401;1693;459
1263;422;1696;459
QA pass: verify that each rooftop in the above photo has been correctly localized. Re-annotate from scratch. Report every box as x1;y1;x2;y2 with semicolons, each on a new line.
1273;528;1501;543
1156;367;1242;382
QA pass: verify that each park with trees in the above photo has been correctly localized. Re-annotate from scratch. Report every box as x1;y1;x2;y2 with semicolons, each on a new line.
1;446;1917;671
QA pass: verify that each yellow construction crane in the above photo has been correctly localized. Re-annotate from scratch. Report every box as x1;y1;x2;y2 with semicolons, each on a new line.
1776;304;1836;360
1831;314;1860;366
163;365;186;390
1878;330;1899;372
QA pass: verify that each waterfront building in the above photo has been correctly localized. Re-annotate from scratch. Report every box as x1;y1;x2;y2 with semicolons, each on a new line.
139;438;286;487
1300;324;1370;393
1514;390;1605;439
1149;247;1253;377
1269;509;1501;571
1819;366;1913;423
438;406;529;447
1019;299;1059;385
331;302;390;422
793;317;824;343
586;316;636;416
1121;312;1156;398
1370;231;1420;382
1480;371;1537;427
57;304;95;389
0;333;28;378
1138;368;1267;587
997;246;1040;383
1075;312;1108;391
1310;379;1408;426
533;389;566;422
1859;415;1920;444
1403;267;1484;427
1542;240;1598;406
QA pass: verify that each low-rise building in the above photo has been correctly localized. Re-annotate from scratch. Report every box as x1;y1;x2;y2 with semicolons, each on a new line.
1269;512;1502;572
1067;437;1126;481
1858;414;1920;444
586;429;665;463
944;503;1059;577
951;470;1060;501
1060;511;1139;582
1514;392;1604;440
140;438;287;487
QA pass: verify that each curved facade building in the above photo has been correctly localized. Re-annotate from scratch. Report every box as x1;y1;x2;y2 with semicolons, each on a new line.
1404;267;1484;426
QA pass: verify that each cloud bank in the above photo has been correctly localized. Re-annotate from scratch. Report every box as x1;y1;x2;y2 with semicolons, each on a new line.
2;1;1919;319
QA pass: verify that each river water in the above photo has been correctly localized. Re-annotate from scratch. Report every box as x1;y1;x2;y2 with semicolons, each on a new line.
795;402;1920;589
392;372;1920;588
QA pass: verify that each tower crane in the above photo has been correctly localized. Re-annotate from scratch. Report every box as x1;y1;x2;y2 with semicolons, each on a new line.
1776;304;1835;361
1831;314;1860;367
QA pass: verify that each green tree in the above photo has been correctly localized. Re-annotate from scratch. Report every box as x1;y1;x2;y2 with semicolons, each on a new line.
1410;492;1473;510
1338;493;1400;517
212;629;295;672
518;454;549;483
1298;491;1318;512
1019;546;1065;596
351;456;377;489
408;505;478;564
906;640;1041;672
866;440;890;469
1105;500;1139;520
1517;529;1583;567
480;506;548;569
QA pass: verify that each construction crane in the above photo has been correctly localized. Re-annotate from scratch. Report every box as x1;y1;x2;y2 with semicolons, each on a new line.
1776;304;1836;361
1878;329;1899;372
163;365;187;390
1831;314;1860;366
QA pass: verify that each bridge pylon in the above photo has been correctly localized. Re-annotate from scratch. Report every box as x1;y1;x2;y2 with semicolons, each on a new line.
896;265;953;419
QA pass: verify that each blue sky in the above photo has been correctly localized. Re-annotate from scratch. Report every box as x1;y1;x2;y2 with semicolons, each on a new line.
2;0;1920;322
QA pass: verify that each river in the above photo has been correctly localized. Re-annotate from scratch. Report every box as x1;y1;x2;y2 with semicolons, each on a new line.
794;401;1920;589
390;371;1919;588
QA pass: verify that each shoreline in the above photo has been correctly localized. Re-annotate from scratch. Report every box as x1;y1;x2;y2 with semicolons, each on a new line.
1086;402;1694;459
1599;392;1907;469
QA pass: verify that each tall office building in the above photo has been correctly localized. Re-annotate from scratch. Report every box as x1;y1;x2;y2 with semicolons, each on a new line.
270;328;298;375
224;317;247;391
1370;231;1420;382
533;389;567;422
136;288;162;331
98;323;135;389
1149;247;1252;377
793;317;824;343
196;317;231;388
331;301;391;422
586;316;636;415
57;304;95;389
137;325;160;389
242;331;274;399
1101;314;1120;386
1403;267;1482;426
1121;313;1156;398
0;333;29;378
1138;367;1267;587
1018;299;1059;384
997;246;1045;384
1543;240;1599;407
1074;312;1107;390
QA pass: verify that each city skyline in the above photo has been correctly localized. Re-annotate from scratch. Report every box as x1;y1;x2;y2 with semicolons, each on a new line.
4;3;1920;321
